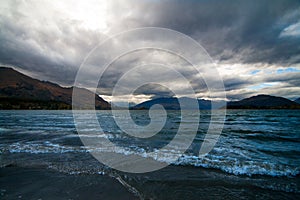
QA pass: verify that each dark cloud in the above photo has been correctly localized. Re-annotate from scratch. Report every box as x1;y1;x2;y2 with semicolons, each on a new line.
264;72;300;87
0;0;299;100
0;2;106;85
117;0;300;64
223;77;254;91
133;84;175;99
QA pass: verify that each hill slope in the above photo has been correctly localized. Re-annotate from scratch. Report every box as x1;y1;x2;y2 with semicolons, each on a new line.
132;97;225;110
226;95;300;109
0;67;110;109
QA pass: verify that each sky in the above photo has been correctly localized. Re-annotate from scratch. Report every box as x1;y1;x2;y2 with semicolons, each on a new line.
0;0;300;103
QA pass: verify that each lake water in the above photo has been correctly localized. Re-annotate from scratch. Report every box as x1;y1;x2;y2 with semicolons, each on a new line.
0;110;299;199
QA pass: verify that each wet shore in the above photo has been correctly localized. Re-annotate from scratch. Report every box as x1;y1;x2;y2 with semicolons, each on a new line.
0;166;139;200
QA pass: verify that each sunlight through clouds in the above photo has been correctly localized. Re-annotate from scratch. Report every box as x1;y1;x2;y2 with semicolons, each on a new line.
0;0;299;101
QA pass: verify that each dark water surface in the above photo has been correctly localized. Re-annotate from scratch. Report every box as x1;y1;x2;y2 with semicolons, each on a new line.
0;110;299;199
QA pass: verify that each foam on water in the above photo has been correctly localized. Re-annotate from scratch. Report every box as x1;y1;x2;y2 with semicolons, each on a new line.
3;140;299;177
1;110;300;188
174;155;300;177
3;142;87;154
0;127;11;132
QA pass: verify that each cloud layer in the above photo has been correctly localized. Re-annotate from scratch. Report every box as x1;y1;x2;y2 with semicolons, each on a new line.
0;0;299;101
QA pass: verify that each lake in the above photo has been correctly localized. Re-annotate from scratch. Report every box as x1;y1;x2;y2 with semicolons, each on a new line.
0;110;299;199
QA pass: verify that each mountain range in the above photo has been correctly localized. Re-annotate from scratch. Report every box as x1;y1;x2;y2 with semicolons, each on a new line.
226;94;300;109
132;95;300;110
0;67;299;110
132;97;225;110
0;67;110;109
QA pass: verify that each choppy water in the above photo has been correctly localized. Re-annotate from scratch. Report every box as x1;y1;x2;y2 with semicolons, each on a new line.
0;110;299;199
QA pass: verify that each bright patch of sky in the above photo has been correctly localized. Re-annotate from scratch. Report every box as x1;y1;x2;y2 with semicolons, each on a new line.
248;82;279;91
280;21;300;38
276;67;300;74
250;69;261;75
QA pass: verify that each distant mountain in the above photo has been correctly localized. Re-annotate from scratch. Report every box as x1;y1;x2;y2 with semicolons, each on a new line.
0;67;110;109
132;97;180;110
226;94;300;109
131;97;225;110
2;67;299;110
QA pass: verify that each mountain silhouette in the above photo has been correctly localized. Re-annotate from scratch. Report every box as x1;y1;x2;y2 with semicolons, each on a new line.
1;67;299;110
226;94;300;109
0;67;110;109
132;97;225;110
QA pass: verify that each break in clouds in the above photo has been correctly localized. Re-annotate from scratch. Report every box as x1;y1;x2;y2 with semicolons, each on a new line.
0;0;300;101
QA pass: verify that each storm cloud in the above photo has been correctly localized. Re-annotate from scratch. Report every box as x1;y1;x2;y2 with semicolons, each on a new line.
0;0;299;101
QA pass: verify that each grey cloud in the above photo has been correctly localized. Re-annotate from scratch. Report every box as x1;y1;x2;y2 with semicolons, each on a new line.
109;0;300;65
223;77;254;91
133;84;175;99
264;72;300;87
0;0;299;101
0;2;107;85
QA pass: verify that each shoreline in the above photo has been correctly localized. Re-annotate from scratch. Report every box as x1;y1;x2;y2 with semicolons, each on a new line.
0;166;139;200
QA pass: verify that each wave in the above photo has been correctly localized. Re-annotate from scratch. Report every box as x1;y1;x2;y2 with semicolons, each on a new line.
3;142;87;154
0;127;11;132
173;155;300;177
3;141;299;178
